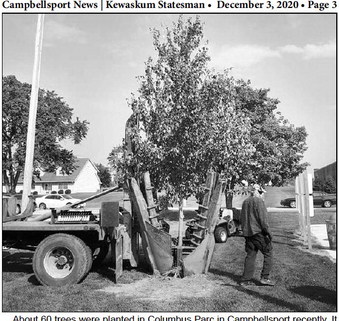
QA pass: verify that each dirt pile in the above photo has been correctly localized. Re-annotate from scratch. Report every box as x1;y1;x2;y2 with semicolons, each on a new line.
98;274;223;301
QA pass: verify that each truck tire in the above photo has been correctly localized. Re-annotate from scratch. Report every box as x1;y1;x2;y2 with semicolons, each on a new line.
39;203;46;210
84;243;93;274
91;241;109;268
214;226;228;243
33;233;92;286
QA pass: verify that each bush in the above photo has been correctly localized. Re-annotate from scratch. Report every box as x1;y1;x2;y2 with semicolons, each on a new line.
32;191;38;195
324;176;336;194
51;191;57;194
58;190;64;194
314;176;336;193
313;177;325;191
65;189;71;194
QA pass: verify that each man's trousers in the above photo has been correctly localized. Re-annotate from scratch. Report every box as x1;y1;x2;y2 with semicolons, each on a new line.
242;232;273;280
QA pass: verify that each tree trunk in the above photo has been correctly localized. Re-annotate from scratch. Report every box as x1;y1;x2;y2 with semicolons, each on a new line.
13;170;21;193
225;191;233;209
9;171;16;194
225;177;236;209
177;198;184;265
3;170;10;193
8;170;21;194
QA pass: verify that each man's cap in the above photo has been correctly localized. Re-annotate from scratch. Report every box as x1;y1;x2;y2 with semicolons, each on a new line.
252;184;266;193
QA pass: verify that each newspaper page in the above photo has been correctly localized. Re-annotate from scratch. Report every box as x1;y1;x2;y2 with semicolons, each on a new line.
1;1;337;321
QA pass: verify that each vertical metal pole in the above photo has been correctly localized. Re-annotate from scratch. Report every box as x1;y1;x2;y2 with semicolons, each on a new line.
299;173;307;244
306;172;314;218
304;171;313;250
295;176;302;235
22;14;45;211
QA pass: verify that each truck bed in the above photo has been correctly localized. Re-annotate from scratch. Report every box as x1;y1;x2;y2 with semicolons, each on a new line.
3;220;102;232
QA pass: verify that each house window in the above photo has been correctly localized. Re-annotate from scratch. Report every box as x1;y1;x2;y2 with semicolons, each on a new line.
44;184;52;191
58;183;68;190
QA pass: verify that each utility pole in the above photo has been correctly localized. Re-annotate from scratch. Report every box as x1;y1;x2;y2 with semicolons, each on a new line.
22;14;45;211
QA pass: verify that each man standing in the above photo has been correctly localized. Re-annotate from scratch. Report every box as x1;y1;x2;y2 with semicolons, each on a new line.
240;184;275;286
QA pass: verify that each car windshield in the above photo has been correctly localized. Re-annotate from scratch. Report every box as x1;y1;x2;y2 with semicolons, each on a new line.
62;195;73;199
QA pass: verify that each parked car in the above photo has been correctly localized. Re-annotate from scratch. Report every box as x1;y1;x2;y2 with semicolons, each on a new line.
35;194;83;210
280;191;337;208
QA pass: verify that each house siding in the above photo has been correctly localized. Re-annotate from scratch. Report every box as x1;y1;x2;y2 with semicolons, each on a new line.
72;160;101;193
14;183;62;194
12;158;101;194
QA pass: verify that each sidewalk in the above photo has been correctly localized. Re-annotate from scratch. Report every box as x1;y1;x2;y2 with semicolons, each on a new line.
310;224;336;262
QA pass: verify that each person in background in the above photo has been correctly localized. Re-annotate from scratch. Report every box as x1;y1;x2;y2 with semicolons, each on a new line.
239;184;275;286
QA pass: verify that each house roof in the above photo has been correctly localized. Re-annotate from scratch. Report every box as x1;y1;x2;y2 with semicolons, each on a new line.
19;158;94;184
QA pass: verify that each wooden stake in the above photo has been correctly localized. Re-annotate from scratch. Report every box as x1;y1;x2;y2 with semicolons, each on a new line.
177;198;184;264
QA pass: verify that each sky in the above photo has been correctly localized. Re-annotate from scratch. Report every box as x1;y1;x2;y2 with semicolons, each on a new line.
2;13;337;171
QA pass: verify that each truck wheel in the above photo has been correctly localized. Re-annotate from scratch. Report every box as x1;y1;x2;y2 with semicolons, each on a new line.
91;241;109;268
214;226;228;243
84;243;93;274
39;203;46;210
33;233;92;286
227;220;236;234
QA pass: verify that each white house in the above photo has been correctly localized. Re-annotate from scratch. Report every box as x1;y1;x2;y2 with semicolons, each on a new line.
16;158;101;194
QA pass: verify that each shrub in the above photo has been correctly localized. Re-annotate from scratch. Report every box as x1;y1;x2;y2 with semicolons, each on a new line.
313;177;325;191
58;190;64;194
51;191;57;194
324;176;336;194
65;189;71;194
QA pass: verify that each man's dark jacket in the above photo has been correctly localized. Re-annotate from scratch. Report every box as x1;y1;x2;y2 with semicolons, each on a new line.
240;196;269;237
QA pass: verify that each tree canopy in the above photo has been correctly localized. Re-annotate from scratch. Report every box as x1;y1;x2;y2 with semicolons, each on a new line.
233;80;308;187
2;75;89;193
124;16;308;205
107;145;124;186
125;17;254;203
95;163;112;188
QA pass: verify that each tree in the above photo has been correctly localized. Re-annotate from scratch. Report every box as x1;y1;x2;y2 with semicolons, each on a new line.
107;145;124;186
324;176;336;194
124;17;257;263
222;80;308;207
126;17;251;201
2;75;89;193
95;163;112;188
125;16;308;211
313;177;325;191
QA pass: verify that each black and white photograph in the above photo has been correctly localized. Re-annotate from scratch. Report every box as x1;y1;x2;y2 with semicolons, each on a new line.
2;11;337;314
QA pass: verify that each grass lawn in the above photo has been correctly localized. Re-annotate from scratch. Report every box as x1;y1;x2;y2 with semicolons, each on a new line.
2;209;336;312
